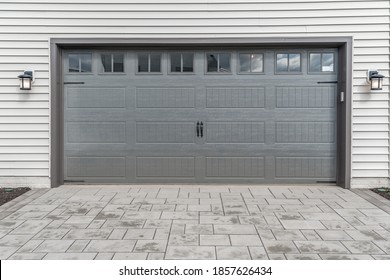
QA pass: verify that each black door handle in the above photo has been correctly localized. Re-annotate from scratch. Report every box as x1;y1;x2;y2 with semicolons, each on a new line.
200;122;204;138
196;122;200;137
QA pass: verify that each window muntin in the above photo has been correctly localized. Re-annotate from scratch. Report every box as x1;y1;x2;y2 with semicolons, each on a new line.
137;53;161;73
68;53;92;73
101;54;124;73
170;53;194;73
239;53;264;73
309;52;335;72
276;53;301;73
206;53;231;73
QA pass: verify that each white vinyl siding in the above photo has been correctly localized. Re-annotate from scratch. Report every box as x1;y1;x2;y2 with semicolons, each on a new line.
0;0;389;187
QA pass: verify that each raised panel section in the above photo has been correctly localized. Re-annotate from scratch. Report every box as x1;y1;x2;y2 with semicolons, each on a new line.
67;87;125;108
276;86;335;108
206;157;265;178
67;157;125;177
206;122;265;143
136;122;194;143
276;122;335;143
136;157;195;177
67;122;125;143
206;87;265;108
136;87;195;108
275;157;335;178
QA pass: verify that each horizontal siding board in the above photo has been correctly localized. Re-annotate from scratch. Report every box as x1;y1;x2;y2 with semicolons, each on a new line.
0;161;49;169
353;154;388;162
0;169;49;176
0;132;49;138
0;139;49;145
0;0;388;181
0;154;49;161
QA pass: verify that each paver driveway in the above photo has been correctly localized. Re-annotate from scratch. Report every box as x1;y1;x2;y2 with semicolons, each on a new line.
1;185;390;260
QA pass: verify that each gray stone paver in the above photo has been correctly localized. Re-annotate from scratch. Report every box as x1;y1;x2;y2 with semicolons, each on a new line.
1;185;390;259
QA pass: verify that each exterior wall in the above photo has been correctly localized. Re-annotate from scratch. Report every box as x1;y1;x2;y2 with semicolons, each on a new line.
0;0;389;188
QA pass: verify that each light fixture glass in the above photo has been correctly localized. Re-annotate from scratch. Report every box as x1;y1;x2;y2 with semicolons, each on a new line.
18;70;34;90
368;70;384;91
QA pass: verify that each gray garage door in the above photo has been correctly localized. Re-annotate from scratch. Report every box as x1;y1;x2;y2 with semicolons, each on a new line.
63;48;337;184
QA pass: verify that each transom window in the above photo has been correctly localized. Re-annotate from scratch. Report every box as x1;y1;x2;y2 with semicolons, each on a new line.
68;53;92;73
276;53;301;72
239;53;264;73
309;52;335;72
138;53;161;73
206;53;231;73
101;54;124;73
170;53;194;73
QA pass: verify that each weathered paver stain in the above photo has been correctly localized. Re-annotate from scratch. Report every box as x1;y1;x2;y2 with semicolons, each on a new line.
0;186;390;260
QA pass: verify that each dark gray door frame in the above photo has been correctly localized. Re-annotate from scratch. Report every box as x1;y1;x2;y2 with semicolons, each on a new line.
50;37;353;188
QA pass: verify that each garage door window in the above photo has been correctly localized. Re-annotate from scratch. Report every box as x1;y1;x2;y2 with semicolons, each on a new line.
68;53;92;73
138;53;161;73
309;52;335;72
170;53;194;73
101;54;124;73
276;53;301;73
206;53;231;73
239;53;264;73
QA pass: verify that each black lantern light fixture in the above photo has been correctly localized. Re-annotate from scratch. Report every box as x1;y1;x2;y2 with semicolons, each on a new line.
367;70;385;91
18;70;34;90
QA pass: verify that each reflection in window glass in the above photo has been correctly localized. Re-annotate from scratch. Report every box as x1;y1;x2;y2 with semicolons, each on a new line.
276;54;288;72
289;54;301;72
309;53;321;72
68;54;79;72
309;52;334;72
101;54;112;72
150;54;161;72
101;54;124;73
207;53;231;73
276;53;300;72
170;53;181;72
239;53;264;73
170;53;194;73
182;53;194;72
113;54;124;72
239;54;251;72
207;54;218;72
251;54;263;72
68;53;92;73
138;53;148;72
80;54;92;73
219;53;231;72
322;53;334;72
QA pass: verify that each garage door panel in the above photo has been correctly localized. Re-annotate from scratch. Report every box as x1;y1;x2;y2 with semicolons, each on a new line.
136;157;195;178
206;122;265;143
136;122;195;143
205;157;265;178
275;121;335;143
67;122;126;143
66;157;126;178
67;87;126;108
206;87;265;108
275;157;336;179
276;86;336;108
136;87;195;108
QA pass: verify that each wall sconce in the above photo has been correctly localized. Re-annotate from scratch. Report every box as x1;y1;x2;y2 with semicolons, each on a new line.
367;70;385;91
17;70;34;90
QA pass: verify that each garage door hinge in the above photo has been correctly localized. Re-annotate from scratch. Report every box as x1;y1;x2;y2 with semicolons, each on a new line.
317;81;338;84
64;82;85;85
